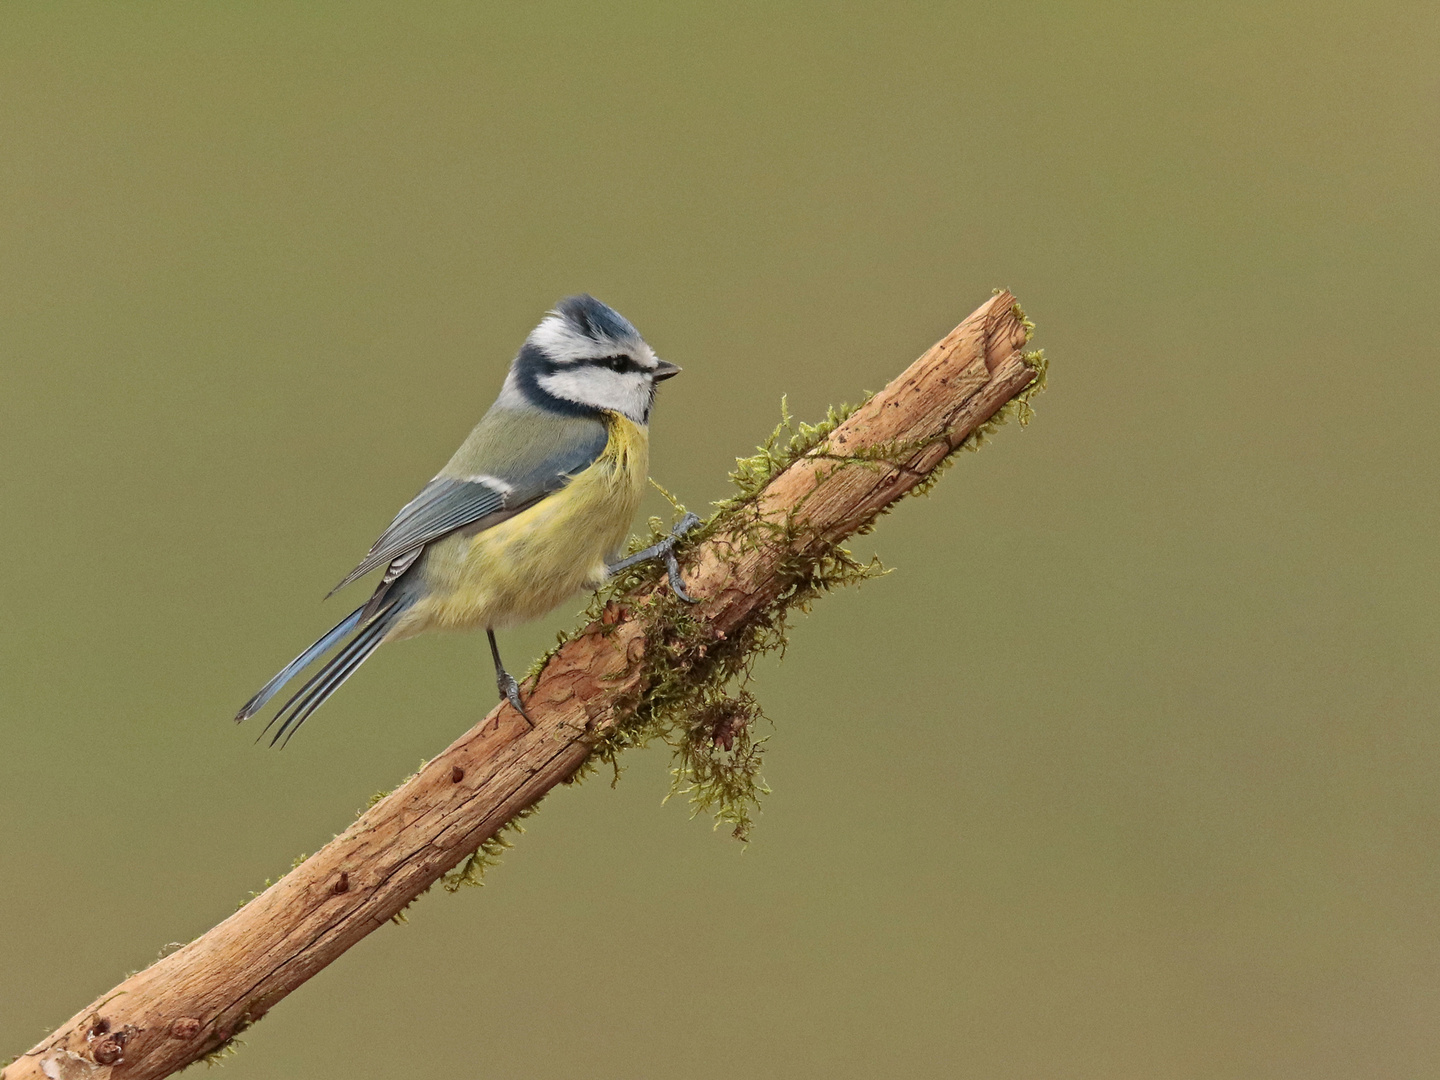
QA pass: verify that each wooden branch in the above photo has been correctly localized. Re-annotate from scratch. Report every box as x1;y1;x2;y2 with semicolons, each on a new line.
7;292;1039;1080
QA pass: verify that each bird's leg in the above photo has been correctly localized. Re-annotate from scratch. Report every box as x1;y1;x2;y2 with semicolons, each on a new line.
607;511;702;602
487;628;533;726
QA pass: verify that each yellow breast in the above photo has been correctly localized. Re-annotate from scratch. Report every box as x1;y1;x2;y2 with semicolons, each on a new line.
391;413;649;637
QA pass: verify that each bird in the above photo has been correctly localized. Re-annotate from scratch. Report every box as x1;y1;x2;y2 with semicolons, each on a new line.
235;294;694;746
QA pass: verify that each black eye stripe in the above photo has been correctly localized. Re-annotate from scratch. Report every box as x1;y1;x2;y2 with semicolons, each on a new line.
595;354;646;375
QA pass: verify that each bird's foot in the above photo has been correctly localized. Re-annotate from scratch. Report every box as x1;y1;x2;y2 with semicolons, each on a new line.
609;512;702;603
497;669;533;726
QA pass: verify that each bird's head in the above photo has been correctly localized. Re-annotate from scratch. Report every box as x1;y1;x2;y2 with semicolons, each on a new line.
504;294;680;424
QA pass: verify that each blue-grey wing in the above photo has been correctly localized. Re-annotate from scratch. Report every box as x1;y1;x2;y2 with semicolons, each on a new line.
329;477;507;593
330;412;609;595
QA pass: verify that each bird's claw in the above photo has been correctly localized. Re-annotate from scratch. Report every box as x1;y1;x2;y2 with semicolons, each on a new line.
610;511;702;603
661;512;701;603
670;511;702;538
498;670;533;726
664;548;696;603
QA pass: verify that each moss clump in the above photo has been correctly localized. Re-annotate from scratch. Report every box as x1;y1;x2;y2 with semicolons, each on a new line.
558;396;913;840
910;343;1047;498
200;1017;251;1067
441;804;538;892
386;804;537;920
713;395;870;512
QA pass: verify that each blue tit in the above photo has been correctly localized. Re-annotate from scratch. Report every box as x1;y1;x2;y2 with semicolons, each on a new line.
236;295;682;745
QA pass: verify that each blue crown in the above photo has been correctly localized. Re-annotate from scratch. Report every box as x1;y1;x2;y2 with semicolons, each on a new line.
554;294;641;345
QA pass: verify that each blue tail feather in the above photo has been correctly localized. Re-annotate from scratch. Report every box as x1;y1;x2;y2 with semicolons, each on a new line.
234;604;368;723
260;599;411;748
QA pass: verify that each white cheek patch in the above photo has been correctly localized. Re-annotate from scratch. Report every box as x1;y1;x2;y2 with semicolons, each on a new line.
538;367;652;423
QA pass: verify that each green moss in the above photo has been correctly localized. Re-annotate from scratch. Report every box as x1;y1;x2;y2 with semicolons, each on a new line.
441;805;538;891
910;344;1047;498
362;758;429;815
200;1018;250;1067
234;878;275;913
961;346;1048;446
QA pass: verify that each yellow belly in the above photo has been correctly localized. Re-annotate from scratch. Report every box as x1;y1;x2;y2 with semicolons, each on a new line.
389;413;648;638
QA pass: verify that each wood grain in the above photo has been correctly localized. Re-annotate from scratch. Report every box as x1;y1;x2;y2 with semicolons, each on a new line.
6;291;1037;1080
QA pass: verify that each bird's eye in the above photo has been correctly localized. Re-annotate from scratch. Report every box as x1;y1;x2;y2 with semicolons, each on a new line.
598;355;635;373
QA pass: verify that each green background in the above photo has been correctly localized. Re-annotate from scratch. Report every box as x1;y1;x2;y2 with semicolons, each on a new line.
2;3;1436;1077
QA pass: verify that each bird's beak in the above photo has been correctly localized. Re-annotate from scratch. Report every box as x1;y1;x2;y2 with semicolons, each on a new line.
652;359;682;381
